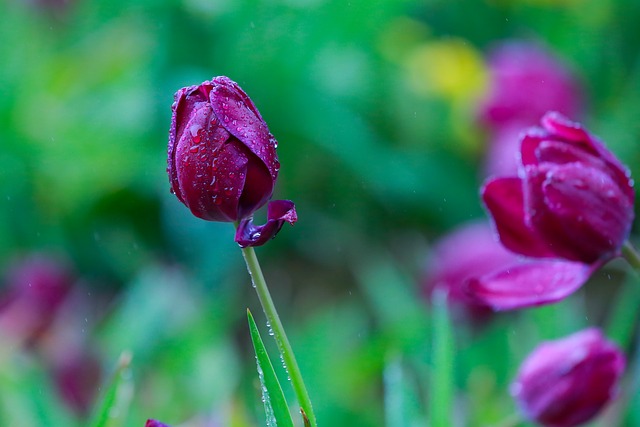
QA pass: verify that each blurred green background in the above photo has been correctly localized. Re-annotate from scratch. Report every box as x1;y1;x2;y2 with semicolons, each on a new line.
1;0;640;425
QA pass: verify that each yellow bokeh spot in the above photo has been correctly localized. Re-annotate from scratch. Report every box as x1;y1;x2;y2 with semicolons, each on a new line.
404;38;488;104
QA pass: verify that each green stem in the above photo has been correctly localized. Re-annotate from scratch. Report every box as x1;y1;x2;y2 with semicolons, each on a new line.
490;413;522;427
240;246;318;427
622;240;640;272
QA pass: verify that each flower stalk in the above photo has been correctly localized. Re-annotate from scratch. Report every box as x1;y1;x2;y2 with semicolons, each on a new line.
622;241;640;272
240;245;317;427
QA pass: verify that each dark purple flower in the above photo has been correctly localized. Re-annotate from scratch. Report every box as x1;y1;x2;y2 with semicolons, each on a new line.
422;221;521;321
511;328;625;427
145;420;171;427
470;112;634;310
0;254;73;343
168;76;296;246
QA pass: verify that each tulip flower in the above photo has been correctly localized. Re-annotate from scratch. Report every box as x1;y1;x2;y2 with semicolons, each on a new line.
0;254;73;344
511;328;625;427
167;76;296;246
423;221;521;322
468;112;634;310
478;42;583;176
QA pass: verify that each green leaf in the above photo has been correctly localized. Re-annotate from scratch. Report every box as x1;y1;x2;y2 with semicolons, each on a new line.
247;309;295;427
88;351;134;427
383;353;422;427
429;291;454;427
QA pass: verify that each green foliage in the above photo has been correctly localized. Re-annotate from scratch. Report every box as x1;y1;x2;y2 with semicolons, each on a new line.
0;0;639;425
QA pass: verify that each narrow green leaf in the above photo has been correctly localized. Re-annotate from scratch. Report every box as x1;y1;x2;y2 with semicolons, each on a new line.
606;274;640;350
383;353;422;427
88;351;134;427
429;290;454;427
247;309;295;427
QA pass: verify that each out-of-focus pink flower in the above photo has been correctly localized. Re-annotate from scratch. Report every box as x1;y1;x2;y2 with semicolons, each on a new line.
478;42;583;176
50;346;102;416
469;112;634;310
479;42;583;132
511;328;625;427
423;221;521;321
0;254;73;344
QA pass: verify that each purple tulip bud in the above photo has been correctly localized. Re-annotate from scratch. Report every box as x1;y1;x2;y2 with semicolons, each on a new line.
483;112;634;265
511;328;625;427
478;42;583;131
145;420;171;427
168;76;280;223
422;221;521;322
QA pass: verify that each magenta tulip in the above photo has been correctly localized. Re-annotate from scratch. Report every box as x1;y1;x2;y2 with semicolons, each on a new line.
511;329;625;427
467;112;634;310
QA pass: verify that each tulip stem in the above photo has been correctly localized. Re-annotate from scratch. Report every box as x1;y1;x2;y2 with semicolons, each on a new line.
622;240;640;272
240;246;318;427
489;413;522;427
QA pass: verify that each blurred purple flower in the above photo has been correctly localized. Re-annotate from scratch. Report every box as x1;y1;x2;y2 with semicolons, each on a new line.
50;346;102;416
470;112;634;310
168;76;296;246
478;42;583;176
423;221;521;321
146;420;172;427
511;328;625;427
0;254;73;344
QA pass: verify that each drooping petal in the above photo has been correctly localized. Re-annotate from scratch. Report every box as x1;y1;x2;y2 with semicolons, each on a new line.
235;200;297;248
541;163;634;263
482;177;555;257
466;259;594;311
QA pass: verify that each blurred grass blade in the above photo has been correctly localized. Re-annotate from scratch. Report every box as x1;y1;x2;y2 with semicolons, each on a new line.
247;309;295;427
429;290;454;427
384;353;421;427
606;274;640;350
89;351;134;427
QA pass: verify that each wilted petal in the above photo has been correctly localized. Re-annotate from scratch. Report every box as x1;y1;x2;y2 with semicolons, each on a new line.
467;259;594;310
235;200;297;248
482;177;555;258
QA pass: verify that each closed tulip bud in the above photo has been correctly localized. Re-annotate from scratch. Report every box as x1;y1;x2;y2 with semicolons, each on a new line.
511;329;625;427
168;76;280;222
168;76;296;246
483;112;634;264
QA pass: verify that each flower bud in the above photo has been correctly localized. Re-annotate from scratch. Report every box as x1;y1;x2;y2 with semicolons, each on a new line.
483;112;634;264
511;328;625;427
168;76;280;222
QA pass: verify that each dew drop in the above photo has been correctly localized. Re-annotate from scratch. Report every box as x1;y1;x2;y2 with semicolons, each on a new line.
189;145;199;153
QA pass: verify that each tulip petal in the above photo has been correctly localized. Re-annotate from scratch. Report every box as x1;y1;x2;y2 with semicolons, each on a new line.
145;420;172;427
210;83;279;182
482;177;555;258
467;260;594;311
541;112;635;200
235;200;297;248
542;163;634;262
